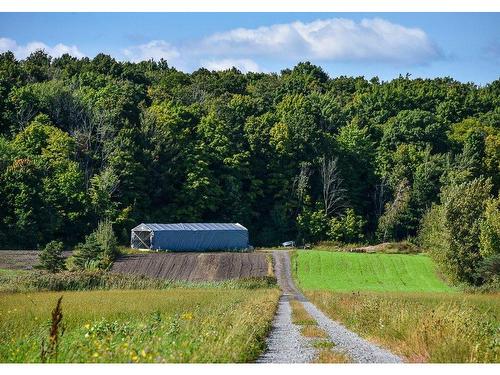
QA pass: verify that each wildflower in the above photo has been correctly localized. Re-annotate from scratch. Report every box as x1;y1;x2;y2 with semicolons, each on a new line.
84;323;91;329
181;312;193;321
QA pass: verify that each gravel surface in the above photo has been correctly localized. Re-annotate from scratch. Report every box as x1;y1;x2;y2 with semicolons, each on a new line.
301;301;402;363
256;295;316;363
259;250;403;364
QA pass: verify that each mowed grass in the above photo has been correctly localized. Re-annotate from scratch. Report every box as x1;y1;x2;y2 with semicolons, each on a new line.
0;288;280;363
293;251;453;292
306;291;500;363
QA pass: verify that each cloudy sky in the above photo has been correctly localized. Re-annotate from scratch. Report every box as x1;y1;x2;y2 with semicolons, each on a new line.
0;13;498;84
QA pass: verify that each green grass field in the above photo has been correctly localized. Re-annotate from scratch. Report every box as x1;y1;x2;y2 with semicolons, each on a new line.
0;287;280;363
293;250;453;292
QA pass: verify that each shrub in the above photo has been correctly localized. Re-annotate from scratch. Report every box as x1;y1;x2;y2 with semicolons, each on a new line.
376;180;411;242
296;208;329;243
72;219;119;270
327;208;365;243
474;254;500;285
479;196;500;258
38;241;66;273
419;204;452;275
442;178;492;284
94;218;119;264
420;178;493;285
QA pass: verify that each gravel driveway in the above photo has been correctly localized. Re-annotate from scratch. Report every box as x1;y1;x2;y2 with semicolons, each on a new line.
257;251;403;363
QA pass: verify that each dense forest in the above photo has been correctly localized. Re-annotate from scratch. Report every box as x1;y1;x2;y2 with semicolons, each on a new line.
0;51;498;285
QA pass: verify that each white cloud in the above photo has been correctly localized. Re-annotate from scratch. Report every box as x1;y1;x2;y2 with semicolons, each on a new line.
1;17;441;71
122;40;180;62
0;37;85;59
200;18;441;64
201;58;260;72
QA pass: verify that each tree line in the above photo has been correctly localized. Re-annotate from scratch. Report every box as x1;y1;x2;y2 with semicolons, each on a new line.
0;51;498;286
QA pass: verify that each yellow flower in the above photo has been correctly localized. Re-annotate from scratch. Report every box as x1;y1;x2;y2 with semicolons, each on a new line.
181;312;193;321
141;350;147;357
92;353;99;358
84;323;91;329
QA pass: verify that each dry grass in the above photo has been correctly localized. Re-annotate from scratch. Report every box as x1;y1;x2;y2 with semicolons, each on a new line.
0;287;280;363
266;254;274;277
301;325;327;338
290;299;316;325
306;291;499;363
314;349;351;363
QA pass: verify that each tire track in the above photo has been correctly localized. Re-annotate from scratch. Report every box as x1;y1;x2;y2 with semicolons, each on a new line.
258;251;403;363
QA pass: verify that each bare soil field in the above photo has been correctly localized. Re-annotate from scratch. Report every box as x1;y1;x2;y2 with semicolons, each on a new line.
111;252;269;281
0;250;72;270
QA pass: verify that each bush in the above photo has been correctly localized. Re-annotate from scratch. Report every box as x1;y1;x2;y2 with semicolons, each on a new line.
479;196;500;258
327;208;365;243
420;178;492;285
95;218;119;262
38;241;66;273
442;178;491;284
376;180;411;242
474;254;500;285
72;219;119;270
296;208;329;243
419;204;451;274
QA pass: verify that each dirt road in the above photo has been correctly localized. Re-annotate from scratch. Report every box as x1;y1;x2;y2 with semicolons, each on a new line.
258;251;402;363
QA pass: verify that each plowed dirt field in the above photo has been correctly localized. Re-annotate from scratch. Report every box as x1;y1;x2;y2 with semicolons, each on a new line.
111;252;269;281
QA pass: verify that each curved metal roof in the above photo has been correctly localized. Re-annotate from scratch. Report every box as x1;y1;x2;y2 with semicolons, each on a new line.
132;223;247;232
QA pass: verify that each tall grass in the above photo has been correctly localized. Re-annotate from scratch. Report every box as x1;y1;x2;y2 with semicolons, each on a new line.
306;291;499;363
0;270;276;292
0;288;280;363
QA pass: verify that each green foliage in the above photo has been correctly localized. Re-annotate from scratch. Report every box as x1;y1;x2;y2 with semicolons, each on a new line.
479;196;500;258
377;180;411;241
0;50;498;281
327;208;366;243
72;220;118;270
474;254;500;285
442;178;492;284
420;178;493;285
38;241;66;273
296;208;329;243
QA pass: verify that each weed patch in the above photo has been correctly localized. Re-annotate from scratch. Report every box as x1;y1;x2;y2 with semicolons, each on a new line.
290;299;316;325
301;325;327;338
0;270;276;292
0;288;280;363
306;291;499;363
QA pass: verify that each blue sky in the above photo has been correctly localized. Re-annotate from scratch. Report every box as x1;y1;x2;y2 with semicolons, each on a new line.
0;13;498;84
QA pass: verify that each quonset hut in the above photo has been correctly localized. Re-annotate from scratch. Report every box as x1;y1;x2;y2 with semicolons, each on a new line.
130;223;249;251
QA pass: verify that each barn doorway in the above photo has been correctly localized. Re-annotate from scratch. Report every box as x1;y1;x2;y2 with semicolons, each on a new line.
131;230;152;249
